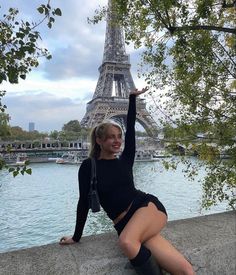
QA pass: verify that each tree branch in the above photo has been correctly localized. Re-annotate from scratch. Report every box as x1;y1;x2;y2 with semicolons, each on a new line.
169;25;236;34
212;51;236;78
214;37;236;67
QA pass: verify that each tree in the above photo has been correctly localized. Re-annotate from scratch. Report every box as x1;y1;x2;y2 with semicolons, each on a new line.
0;2;61;86
0;1;61;115
5;126;47;141
92;0;236;209
0;113;10;138
49;130;59;140
0;1;62;173
62;120;82;133
61;120;90;141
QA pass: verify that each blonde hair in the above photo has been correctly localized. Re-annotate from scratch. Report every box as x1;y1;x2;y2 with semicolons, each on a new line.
89;120;122;159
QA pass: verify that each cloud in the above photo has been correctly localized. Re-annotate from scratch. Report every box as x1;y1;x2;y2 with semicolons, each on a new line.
37;1;107;80
4;92;87;132
41;43;103;80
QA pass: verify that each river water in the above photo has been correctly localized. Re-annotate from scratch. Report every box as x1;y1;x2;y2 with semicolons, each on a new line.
0;157;227;253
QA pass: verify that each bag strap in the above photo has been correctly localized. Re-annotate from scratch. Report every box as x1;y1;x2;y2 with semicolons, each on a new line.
90;157;97;189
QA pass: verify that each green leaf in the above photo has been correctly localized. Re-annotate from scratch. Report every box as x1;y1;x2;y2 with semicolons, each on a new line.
54;8;62;16
20;74;26;80
26;168;32;175
0;72;7;82
49;17;55;23
13;171;19;177
37;7;44;14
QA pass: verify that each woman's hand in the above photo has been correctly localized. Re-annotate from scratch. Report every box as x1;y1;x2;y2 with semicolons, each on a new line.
130;87;149;96
59;236;76;245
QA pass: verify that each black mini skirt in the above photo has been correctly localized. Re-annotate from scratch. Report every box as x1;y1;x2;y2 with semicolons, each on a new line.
114;191;167;236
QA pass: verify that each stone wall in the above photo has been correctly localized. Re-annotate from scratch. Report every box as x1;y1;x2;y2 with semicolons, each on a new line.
0;211;235;275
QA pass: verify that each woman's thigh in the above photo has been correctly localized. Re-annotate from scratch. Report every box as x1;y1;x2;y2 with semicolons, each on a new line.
120;202;167;244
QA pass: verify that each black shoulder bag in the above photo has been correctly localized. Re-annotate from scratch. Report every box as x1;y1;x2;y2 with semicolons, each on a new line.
88;158;101;213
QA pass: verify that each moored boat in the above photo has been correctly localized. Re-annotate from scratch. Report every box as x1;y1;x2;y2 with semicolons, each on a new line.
8;153;29;166
135;149;171;162
56;151;87;165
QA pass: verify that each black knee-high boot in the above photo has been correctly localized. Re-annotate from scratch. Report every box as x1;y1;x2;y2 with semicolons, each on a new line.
130;245;163;275
133;255;163;275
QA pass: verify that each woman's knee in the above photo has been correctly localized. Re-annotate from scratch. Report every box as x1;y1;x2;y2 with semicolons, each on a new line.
118;233;134;250
118;233;140;256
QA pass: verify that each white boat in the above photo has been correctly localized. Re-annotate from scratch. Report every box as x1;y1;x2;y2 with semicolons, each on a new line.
8;154;29;166
56;152;87;165
152;150;172;159
135;150;171;162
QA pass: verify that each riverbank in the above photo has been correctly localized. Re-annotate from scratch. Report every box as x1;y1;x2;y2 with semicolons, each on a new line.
0;211;235;275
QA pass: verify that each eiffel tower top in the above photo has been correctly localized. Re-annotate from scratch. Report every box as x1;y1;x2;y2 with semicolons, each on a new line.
91;0;135;100
102;0;129;64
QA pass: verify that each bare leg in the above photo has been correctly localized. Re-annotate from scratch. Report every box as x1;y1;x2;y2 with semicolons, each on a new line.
145;234;195;275
118;202;194;275
118;202;167;259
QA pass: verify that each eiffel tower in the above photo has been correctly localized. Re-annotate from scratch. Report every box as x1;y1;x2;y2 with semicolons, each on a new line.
81;0;158;136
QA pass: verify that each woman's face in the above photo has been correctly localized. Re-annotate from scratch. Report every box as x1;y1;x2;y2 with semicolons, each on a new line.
96;125;122;158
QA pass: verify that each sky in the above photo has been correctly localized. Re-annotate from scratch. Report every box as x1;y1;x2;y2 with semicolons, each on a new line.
1;0;147;133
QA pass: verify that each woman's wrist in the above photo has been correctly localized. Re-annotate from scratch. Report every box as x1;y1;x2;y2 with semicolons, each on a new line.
72;236;79;243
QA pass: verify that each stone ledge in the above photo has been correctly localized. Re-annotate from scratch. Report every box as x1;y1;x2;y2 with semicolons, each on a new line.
0;211;235;275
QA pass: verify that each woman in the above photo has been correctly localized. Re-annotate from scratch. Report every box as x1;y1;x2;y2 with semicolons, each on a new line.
60;88;195;275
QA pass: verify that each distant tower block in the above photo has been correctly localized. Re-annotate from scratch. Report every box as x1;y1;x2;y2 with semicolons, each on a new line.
29;122;35;132
80;0;158;136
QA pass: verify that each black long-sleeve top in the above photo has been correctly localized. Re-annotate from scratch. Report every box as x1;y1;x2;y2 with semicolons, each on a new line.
72;94;138;242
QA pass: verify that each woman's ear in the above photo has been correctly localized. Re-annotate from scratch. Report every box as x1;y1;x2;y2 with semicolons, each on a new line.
96;137;102;146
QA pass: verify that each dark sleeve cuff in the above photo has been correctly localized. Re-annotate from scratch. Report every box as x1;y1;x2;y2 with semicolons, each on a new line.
72;236;80;243
129;94;136;99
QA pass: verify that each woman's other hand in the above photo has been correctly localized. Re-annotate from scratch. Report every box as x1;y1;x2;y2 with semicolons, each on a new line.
59;236;76;245
130;87;149;96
